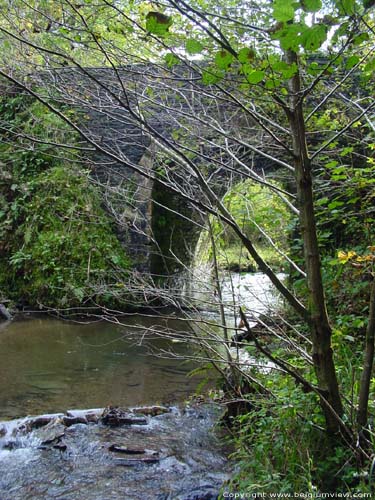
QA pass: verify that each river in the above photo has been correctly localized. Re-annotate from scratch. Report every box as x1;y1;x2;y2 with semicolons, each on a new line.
0;272;280;499
0;315;207;420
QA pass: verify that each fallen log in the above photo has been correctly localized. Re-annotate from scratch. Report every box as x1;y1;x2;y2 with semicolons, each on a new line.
62;416;88;427
28;414;64;429
103;415;148;426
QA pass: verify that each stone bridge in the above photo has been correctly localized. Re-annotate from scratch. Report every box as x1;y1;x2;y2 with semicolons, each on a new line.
36;67;279;277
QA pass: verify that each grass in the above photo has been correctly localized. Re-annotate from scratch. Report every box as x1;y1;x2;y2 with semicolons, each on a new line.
215;243;287;272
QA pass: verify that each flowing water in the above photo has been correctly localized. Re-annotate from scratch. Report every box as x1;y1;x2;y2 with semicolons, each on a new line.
0;272;280;498
0;315;229;500
0;405;230;500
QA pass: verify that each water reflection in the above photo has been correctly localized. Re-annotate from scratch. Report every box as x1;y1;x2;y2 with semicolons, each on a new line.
0;316;202;420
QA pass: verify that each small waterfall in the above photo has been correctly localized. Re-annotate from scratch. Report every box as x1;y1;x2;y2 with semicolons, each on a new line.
0;418;40;456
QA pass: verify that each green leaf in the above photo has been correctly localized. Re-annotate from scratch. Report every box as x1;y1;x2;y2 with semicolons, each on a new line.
246;70;265;84
336;0;356;15
307;61;321;75
316;196;329;206
238;47;256;63
300;24;327;50
146;12;172;36
364;57;375;72
326;160;339;168
273;0;295;22
328;201;345;209
340;146;354;156
335;21;350;37
201;70;222;85
345;55;359;69
301;0;322;11
164;53;179;67
185;39;204;54
347;197;360;204
2;40;11;52
352;32;370;45
214;50;233;70
272;24;301;51
73;287;85;301
265;78;282;89
328;258;340;266
272;60;298;78
110;254;121;265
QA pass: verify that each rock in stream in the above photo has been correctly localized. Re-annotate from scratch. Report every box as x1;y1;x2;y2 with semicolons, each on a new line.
0;404;230;500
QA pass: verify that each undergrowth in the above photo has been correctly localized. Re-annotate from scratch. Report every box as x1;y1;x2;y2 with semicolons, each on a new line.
0;94;131;309
223;365;373;495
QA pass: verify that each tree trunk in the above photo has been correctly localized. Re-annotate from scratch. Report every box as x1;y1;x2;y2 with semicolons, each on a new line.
286;50;343;433
357;275;375;431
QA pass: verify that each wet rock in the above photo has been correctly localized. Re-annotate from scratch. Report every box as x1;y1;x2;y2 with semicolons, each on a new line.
28;414;64;430
225;262;256;273
3;440;17;450
52;443;67;452
62;416;88;427
174;485;220;500
108;444;158;456
33;420;66;445
0;304;12;321
66;408;102;423
114;456;160;466
101;407;148;426
159;456;191;475
0;425;6;437
132;406;170;417
0;404;231;500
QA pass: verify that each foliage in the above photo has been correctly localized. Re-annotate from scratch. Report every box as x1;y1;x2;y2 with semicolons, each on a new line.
201;179;292;271
222;180;291;248
228;393;371;494
226;343;372;494
0;95;131;308
290;129;375;334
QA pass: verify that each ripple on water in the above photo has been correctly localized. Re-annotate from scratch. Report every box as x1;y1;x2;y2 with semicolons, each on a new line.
0;316;209;420
0;404;231;500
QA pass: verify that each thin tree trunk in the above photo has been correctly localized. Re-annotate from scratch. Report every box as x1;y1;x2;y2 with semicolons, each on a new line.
285;50;343;433
207;217;239;384
357;275;375;431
